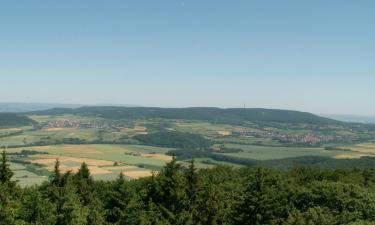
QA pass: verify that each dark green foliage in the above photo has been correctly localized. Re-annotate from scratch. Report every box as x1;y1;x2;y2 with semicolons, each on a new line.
0;149;14;184
20;189;57;225
134;130;211;149
0;112;34;127
170;149;375;169
2;151;375;224
236;168;290;225
29;106;339;125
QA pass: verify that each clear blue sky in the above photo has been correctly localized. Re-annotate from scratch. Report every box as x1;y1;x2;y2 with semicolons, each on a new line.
1;1;374;115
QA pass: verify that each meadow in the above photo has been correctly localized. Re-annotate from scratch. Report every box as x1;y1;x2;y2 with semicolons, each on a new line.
217;143;345;160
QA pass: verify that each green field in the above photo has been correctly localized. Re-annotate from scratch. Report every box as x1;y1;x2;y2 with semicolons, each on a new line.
217;143;345;160
10;162;48;187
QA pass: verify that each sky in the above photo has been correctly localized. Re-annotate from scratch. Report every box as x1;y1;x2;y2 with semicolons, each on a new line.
0;0;374;115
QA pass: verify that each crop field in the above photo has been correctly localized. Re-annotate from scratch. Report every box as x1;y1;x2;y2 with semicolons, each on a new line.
215;136;283;146
10;162;48;187
333;143;375;159
217;143;347;160
7;144;174;186
172;121;239;137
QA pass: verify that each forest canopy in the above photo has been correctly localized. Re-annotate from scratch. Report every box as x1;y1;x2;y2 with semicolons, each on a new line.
1;150;375;225
0;113;34;127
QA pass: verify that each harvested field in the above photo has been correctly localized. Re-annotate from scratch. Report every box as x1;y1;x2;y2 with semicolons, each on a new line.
101;165;139;171
62;145;102;154
51;165;112;175
0;128;22;131
28;154;114;167
134;126;147;132
143;153;172;161
122;170;153;179
333;154;364;159
31;145;102;154
217;131;231;136
333;143;375;159
46;128;65;131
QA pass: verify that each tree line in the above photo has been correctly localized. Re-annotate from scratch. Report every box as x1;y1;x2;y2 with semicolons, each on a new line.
1;150;375;225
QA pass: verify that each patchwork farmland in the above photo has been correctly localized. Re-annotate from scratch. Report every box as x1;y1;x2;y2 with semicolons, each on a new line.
2;107;375;186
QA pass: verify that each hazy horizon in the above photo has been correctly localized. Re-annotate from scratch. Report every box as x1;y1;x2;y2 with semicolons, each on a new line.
2;101;375;118
1;1;374;115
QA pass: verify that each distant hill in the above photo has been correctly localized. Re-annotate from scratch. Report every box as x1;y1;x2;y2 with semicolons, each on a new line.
0;113;35;127
28;106;339;125
0;103;83;113
322;114;375;124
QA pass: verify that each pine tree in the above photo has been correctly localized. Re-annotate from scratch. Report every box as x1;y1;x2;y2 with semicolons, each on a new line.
76;162;91;182
158;156;187;212
51;159;62;186
0;184;18;225
185;159;200;224
236;168;289;225
105;173;143;224
186;159;198;201
58;184;89;225
0;149;13;184
20;189;57;225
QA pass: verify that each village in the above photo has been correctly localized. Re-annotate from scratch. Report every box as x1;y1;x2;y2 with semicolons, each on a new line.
234;129;357;146
43;119;131;130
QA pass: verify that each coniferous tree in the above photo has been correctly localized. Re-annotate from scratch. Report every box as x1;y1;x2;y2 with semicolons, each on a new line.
185;159;200;224
20;189;57;225
51;159;62;186
0;149;13;184
157;156;188;215
0;184;19;225
105;172;143;224
75;162;93;204
236;168;289;225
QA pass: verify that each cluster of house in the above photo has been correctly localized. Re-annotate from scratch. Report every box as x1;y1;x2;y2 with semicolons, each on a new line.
234;129;355;145
44;119;130;130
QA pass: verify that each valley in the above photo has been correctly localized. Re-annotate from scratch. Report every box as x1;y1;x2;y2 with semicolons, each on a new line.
1;107;375;186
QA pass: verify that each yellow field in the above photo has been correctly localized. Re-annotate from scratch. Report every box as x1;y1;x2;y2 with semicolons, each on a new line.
0;128;23;131
101;165;139;171
10;144;172;180
122;170;154;179
142;153;172;161
333;143;375;159
28;154;114;166
217;131;232;136
50;165;112;175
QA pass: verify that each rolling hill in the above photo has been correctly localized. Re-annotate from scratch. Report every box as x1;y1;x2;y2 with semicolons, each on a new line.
0;102;82;113
0;113;35;127
28;106;339;125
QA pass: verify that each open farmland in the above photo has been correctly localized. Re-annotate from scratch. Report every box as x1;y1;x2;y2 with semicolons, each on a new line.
10;162;48;187
2;107;375;187
217;143;346;160
333;142;375;159
7;144;174;185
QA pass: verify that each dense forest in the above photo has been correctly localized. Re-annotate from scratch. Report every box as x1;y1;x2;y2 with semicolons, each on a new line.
27;106;339;125
134;131;211;149
168;149;375;169
1;150;375;225
0;113;34;127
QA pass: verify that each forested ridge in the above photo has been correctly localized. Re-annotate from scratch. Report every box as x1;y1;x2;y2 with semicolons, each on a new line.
0;113;34;127
27;106;338;125
1;151;375;225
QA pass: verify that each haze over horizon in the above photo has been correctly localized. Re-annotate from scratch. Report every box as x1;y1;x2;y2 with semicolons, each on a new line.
1;1;374;115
